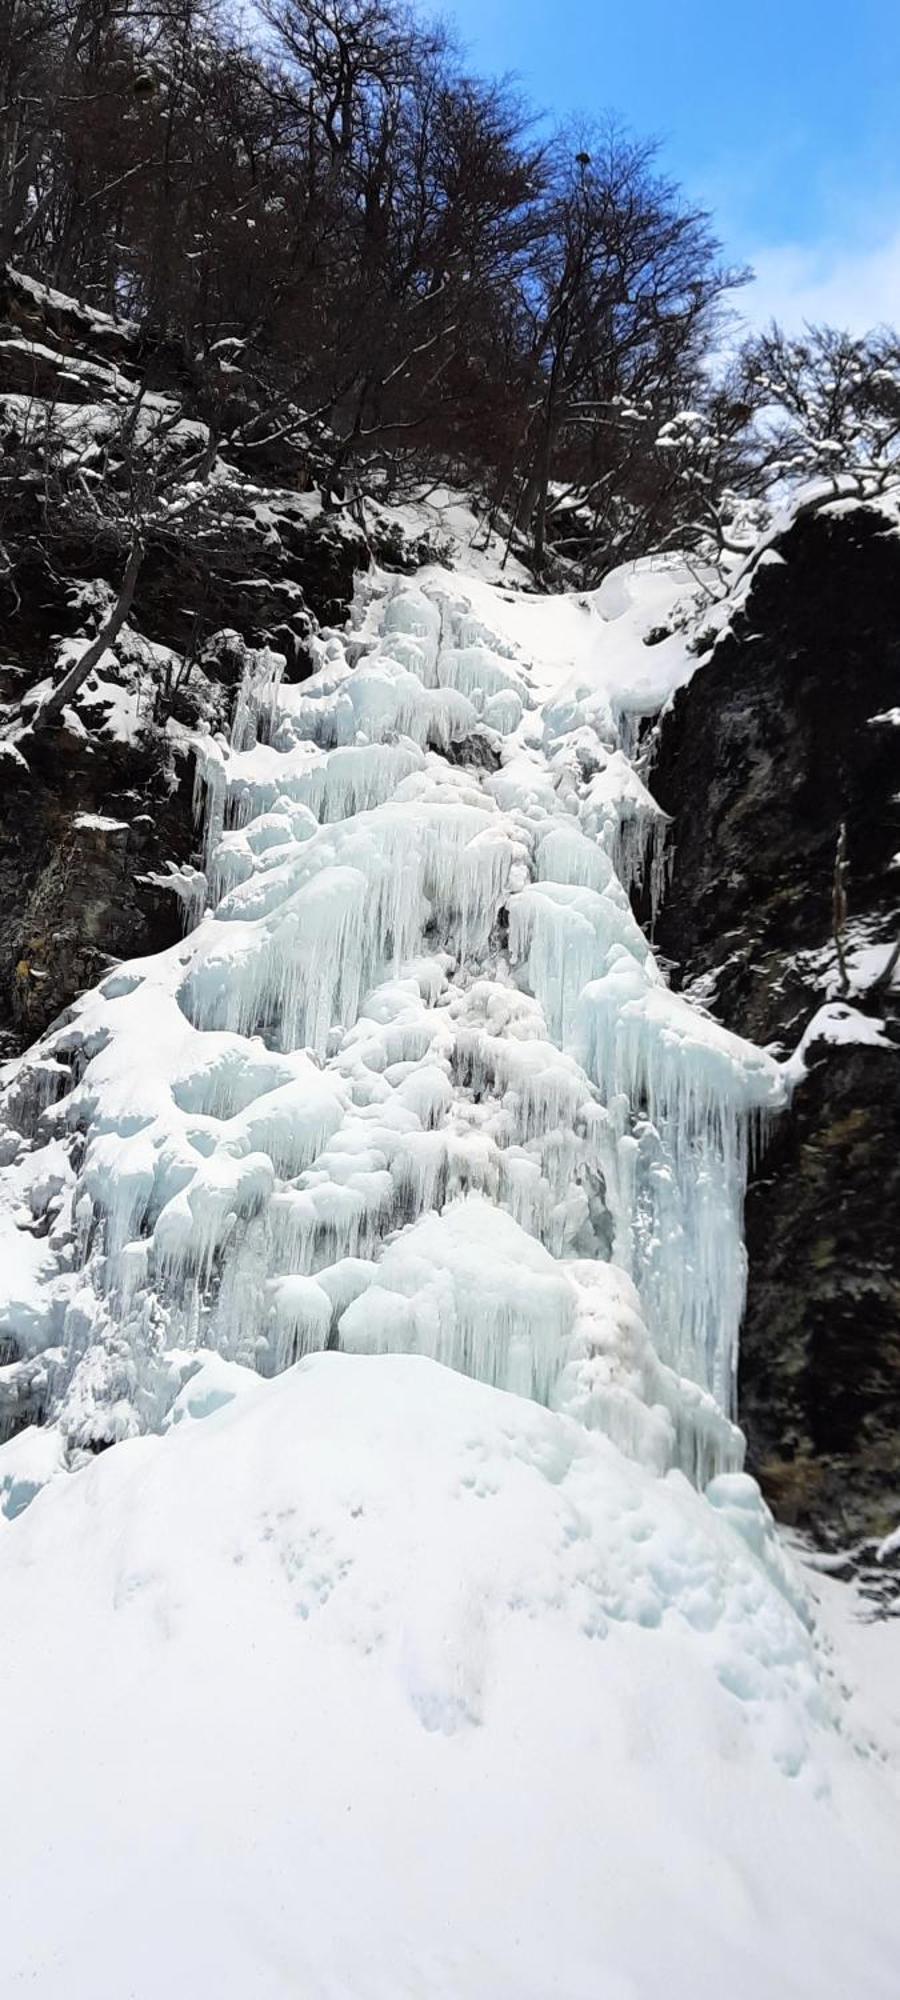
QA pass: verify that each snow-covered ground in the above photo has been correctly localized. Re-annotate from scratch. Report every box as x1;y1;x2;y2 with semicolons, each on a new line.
2;1352;899;2000
418;552;701;717
1;548;898;1997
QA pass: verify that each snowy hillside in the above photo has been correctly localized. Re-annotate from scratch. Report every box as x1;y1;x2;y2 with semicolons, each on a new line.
1;547;898;1998
3;1351;900;2000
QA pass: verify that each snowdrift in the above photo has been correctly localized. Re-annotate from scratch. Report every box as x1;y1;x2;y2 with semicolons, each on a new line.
1;1352;899;2000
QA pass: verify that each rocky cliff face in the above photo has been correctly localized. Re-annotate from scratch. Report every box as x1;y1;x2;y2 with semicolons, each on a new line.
653;503;900;1557
0;721;198;1053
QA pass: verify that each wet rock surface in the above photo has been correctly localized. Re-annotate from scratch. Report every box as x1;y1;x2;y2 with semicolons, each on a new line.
741;1042;900;1556
653;503;900;1553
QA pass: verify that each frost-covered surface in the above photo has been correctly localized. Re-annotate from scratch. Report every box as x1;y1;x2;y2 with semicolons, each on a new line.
2;1352;900;2000
0;562;782;1479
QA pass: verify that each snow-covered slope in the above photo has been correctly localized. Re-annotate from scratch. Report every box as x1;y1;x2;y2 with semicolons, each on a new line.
2;1352;900;2000
1;551;898;1998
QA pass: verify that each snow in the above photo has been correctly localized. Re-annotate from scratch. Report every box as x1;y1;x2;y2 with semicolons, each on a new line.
1;1352;899;2000
76;673;148;743
795;1542;900;1764
370;483;534;585
784;926;900;1013
416;551;699;720
8;263;139;338
783;1001;893;1084
842;938;900;996
72;811;129;834
0;334;133;393
0;735;29;770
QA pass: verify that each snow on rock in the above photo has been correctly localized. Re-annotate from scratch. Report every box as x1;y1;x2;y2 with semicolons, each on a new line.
71;811;129;834
783;1001;894;1084
0;563;782;1478
1;1352;899;2000
416;550;701;719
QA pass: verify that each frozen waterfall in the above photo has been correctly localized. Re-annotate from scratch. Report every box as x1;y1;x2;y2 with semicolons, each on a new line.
0;566;785;1497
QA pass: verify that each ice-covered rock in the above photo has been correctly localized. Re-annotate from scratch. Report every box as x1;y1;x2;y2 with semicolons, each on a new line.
0;566;782;1480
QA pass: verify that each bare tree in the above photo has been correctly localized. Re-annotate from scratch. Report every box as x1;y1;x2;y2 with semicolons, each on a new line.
510;128;747;576
8;0;848;604
741;322;900;498
832;821;850;999
34;531;144;726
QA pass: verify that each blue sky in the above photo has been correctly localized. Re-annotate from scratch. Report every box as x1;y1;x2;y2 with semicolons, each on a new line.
428;0;900;331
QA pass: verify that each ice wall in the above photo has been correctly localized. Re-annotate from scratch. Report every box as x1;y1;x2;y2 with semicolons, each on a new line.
0;569;784;1488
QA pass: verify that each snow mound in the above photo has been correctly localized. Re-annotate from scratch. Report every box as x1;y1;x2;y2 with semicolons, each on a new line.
1;1351;898;2000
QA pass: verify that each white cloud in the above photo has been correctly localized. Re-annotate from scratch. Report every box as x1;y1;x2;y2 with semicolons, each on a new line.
740;226;900;334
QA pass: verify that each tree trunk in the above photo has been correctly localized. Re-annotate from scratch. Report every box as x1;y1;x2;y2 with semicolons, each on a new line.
531;407;557;575
34;536;144;731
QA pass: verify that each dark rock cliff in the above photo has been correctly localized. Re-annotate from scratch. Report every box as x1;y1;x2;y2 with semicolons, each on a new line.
653;503;900;1555
0;721;197;1052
